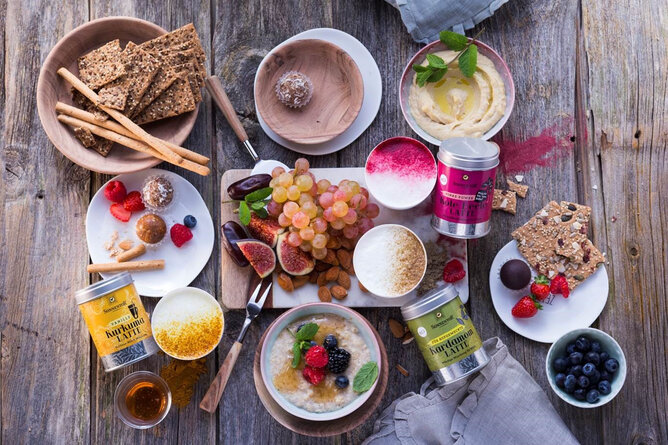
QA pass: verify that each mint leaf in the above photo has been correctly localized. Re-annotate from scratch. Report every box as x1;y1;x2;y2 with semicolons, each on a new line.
295;322;318;341
439;30;469;51
353;361;378;393
291;342;301;368
427;67;447;83
426;53;447;69
251;200;266;210
245;187;273;202
416;70;432;87
458;45;478;78
238;201;251;225
254;207;268;219
412;64;429;73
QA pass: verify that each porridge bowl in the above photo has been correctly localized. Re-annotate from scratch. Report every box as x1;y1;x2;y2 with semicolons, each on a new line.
260;303;382;421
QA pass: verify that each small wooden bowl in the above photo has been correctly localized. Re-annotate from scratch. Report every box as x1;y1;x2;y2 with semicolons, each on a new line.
37;17;199;174
254;39;364;145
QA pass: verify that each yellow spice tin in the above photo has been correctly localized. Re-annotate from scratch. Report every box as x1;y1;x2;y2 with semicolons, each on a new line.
75;273;158;371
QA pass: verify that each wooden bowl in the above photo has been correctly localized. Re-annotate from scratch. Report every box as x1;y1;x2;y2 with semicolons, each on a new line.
254;39;364;145
36;17;199;175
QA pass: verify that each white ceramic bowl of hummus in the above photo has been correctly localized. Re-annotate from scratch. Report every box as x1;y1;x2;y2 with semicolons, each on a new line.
399;39;515;145
260;303;382;421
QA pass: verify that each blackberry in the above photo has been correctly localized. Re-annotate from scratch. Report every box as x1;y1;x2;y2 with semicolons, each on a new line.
327;348;351;374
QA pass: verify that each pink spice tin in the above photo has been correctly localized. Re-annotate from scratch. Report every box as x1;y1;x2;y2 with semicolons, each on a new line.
431;138;500;239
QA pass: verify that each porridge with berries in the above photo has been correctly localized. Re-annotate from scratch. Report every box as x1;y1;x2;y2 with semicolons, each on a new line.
269;313;372;413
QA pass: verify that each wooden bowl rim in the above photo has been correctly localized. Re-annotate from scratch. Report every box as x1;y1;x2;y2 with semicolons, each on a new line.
254;38;364;145
36;16;199;175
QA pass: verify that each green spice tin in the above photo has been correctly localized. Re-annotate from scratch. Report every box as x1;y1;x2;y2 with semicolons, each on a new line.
401;284;489;385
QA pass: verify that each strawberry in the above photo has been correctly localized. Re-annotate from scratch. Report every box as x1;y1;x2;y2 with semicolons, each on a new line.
304;345;329;368
530;275;551;301
170;223;193;247
123;191;145;212
550;275;570;298
302;365;326;385
443;259;466;283
104;180;127;203
110;203;131;222
511;296;543;318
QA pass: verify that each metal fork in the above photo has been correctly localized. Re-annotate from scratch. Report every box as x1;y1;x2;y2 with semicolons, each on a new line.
199;280;272;413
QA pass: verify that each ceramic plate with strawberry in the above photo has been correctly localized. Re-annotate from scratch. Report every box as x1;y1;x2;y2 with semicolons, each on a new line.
86;168;214;297
489;241;609;343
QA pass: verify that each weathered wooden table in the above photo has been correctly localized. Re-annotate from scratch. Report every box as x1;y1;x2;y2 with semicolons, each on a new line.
1;0;666;443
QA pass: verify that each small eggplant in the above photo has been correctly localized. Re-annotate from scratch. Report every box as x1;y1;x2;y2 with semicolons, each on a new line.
222;221;250;267
227;174;272;200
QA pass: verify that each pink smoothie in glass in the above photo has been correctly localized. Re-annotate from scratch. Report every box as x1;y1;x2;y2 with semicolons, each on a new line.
364;137;437;210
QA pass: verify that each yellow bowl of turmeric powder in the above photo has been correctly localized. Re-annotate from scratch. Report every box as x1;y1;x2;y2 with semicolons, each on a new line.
151;287;224;360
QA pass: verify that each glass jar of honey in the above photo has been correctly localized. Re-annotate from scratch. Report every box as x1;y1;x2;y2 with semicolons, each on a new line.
114;371;171;429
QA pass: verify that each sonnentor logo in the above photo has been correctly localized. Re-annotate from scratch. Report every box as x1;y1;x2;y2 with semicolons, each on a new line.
462;174;469;180
440;174;447;185
436;312;442;318
417;327;427;337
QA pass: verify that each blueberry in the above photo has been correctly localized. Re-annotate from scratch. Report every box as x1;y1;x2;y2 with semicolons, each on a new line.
588;369;601;385
323;334;338;350
553;357;569;372
600;351;609;362
584;351;600;366
564;375;577;393
569;352;583;365
604;358;619;373
599;370;611;381
577;375;590;388
310;341;317;346
582;363;596;376
183;215;197;228
566;343;577;355
598;380;611;395
575;336;591;352
590;341;602;353
335;375;349;389
569;365;583;377
296;323;305;332
574;388;586;400
586;389;600;404
555;373;566;388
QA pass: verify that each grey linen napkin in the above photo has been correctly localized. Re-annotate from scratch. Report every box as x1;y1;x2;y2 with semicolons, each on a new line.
386;0;510;43
363;337;579;445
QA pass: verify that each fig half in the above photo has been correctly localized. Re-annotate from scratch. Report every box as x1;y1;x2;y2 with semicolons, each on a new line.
276;233;315;276
247;213;285;248
237;239;276;278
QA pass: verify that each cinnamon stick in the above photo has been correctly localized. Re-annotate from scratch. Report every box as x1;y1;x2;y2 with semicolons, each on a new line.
87;260;165;273
57;67;183;165
55;102;209;166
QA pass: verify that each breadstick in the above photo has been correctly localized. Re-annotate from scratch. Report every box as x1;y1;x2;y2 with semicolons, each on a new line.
57;67;183;165
116;244;147;263
55;102;210;166
87;260;165;273
58;114;210;176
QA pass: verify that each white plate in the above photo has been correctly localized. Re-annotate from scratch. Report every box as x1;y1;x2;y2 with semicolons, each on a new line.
255;28;382;155
489;241;608;343
86;169;214;297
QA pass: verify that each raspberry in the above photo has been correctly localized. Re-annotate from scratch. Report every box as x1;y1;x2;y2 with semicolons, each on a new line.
302;365;326;385
304;345;329;368
443;259;466;283
104;180;127;203
170;223;193;247
123;191;145;212
109;203;131;222
550;275;570;298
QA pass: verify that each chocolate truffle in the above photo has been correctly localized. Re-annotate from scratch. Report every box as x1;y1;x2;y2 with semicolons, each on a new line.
500;259;531;290
135;213;167;244
276;71;313;108
142;176;173;210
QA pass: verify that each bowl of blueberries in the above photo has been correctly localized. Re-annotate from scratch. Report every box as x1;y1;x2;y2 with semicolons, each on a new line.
546;328;626;408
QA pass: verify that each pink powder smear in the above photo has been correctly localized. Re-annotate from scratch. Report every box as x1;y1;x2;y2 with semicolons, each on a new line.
492;117;575;174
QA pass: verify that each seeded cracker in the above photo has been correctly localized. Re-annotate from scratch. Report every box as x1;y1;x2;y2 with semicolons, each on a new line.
492;189;517;214
131;66;178;118
97;85;128;111
77;39;126;89
73;127;96;147
134;72;196;124
172;62;202;103
507;179;529;198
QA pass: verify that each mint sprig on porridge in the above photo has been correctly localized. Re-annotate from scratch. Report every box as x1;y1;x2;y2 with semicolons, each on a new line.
288;322;319;368
353;361;379;393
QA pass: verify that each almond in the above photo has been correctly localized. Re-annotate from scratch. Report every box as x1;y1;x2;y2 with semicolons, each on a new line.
318;286;332;302
308;270;319;283
322;249;339;266
330;285;348;300
388;318;405;338
336;249;352;269
325;266;340;282
337;270;351;289
118;239;134;250
340;238;355;250
317;272;328;287
402;332;414;345
395;364;409;377
343;261;355;276
315;261;330;272
293;275;309;289
277;273;294;292
326;237;342;249
358;281;369;293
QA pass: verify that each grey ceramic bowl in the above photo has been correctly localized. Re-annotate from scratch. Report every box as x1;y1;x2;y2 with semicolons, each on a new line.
546;328;626;408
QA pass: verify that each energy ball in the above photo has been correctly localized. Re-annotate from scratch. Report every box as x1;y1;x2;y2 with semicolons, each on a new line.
276;71;313;108
499;259;531;290
136;213;167;244
142;176;173;210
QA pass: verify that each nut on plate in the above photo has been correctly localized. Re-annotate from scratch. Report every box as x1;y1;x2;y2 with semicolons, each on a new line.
330;285;348;300
336;249;352;269
337;270;351;289
292;275;309;289
318;286;332;302
325;266;341;282
277;272;294;292
358;281;369;293
322;249;339;265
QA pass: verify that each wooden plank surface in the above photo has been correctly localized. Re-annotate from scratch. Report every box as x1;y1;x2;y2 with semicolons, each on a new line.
0;0;666;444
